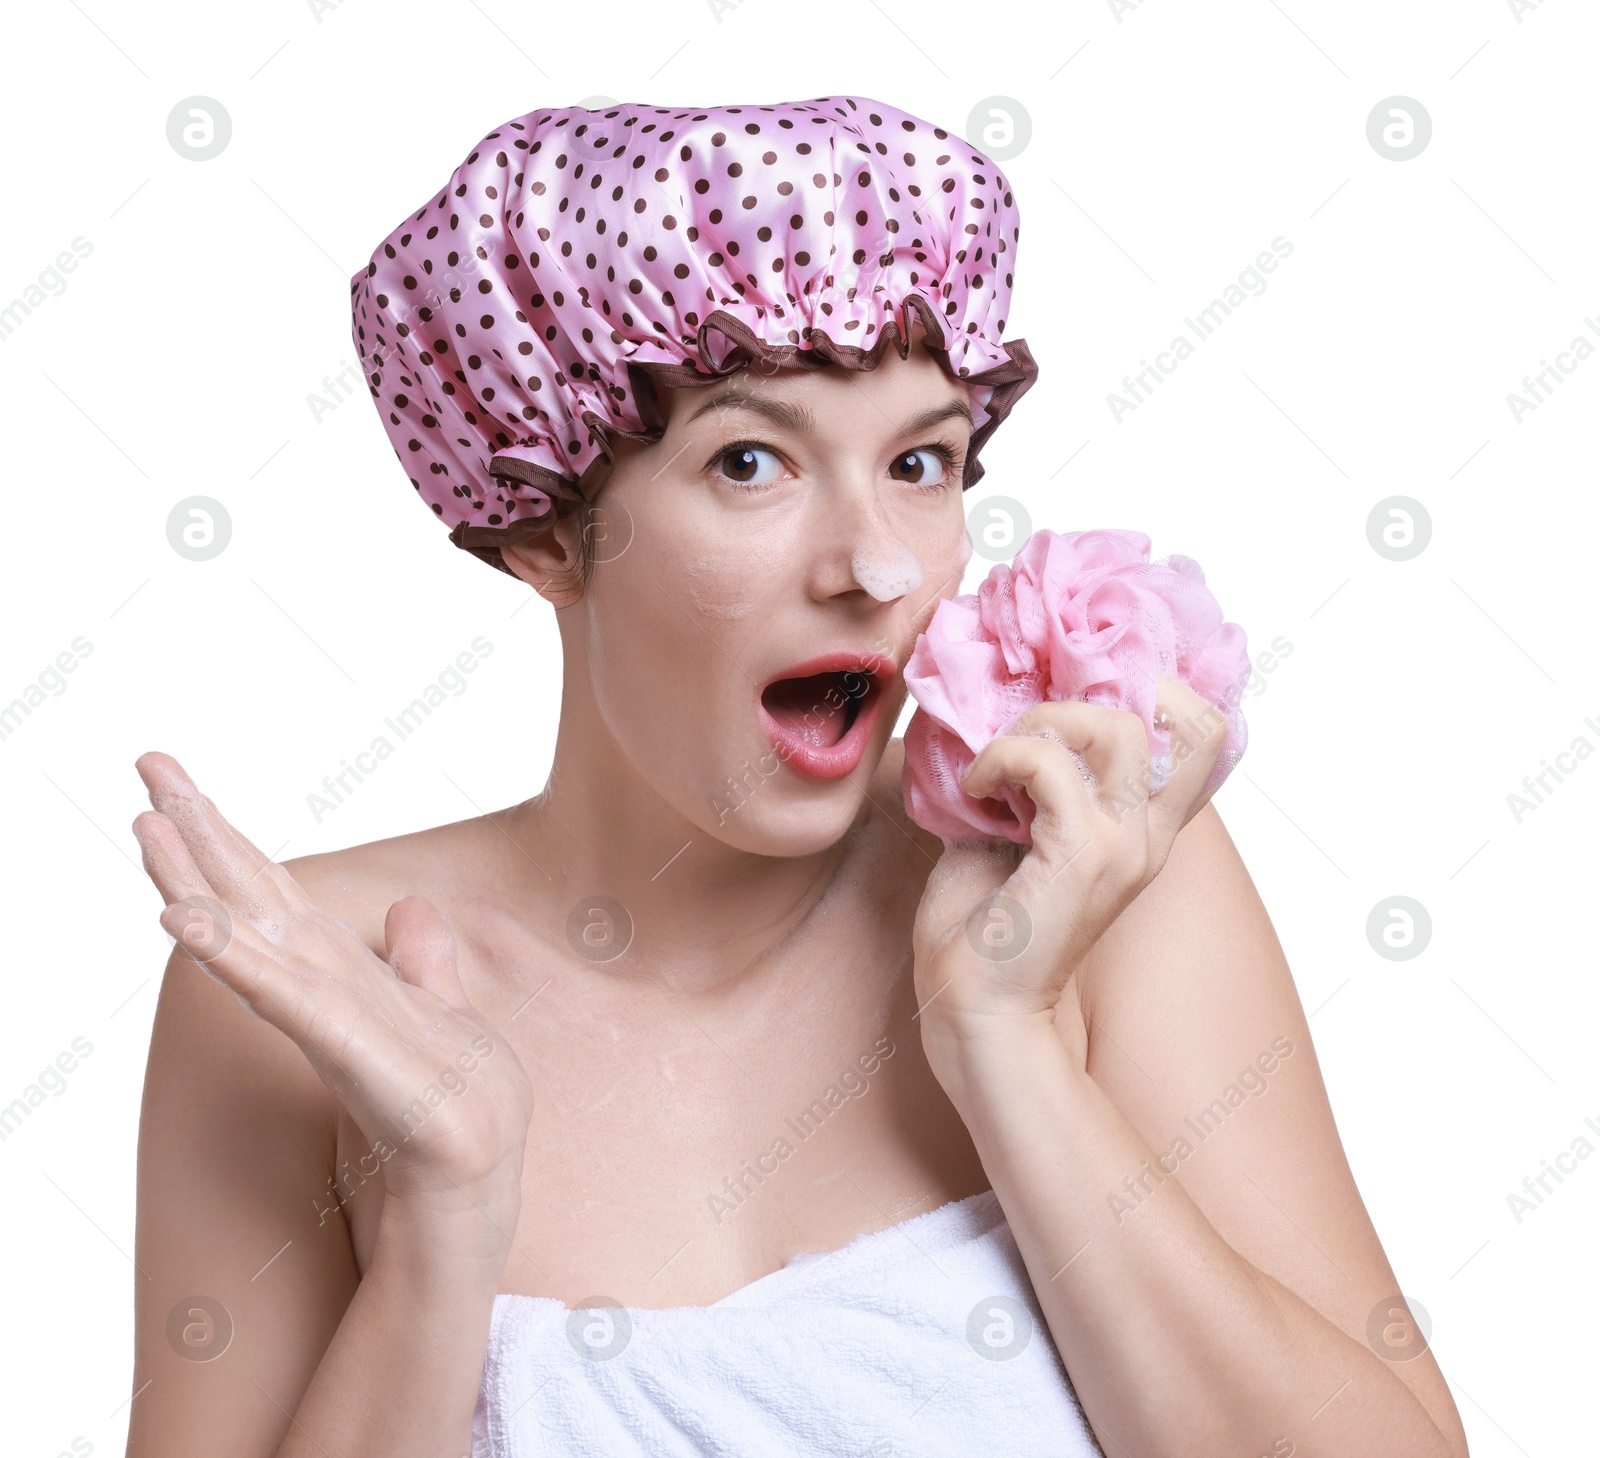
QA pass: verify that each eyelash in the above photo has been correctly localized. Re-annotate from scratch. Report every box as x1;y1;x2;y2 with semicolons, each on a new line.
703;437;961;492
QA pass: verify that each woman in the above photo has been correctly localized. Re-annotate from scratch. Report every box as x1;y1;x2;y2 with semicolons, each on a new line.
127;97;1469;1457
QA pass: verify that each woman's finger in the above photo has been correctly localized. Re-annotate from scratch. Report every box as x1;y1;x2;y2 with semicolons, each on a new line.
1006;699;1155;824
135;752;308;914
1148;676;1230;843
133;807;228;916
134;810;312;1022
961;730;1103;878
138;807;453;1110
385;896;471;1009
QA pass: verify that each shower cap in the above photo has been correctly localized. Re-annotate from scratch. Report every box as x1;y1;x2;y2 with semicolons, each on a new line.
901;529;1251;845
351;95;1038;575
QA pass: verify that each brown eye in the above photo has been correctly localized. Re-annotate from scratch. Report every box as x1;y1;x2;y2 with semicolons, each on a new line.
724;448;757;481
889;448;948;486
716;445;781;486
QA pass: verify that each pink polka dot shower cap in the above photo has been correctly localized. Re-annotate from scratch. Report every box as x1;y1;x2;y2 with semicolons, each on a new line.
351;95;1039;574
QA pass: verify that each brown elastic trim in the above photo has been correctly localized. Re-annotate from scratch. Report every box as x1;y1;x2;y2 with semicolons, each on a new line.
456;452;605;578
457;301;1040;577
448;510;566;576
485;452;588;502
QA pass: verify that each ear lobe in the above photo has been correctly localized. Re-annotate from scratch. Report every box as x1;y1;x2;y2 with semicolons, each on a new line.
500;522;585;605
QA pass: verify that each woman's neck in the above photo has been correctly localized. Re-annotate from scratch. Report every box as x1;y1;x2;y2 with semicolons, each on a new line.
496;720;865;999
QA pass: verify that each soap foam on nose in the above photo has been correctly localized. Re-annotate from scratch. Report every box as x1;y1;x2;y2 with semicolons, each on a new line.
852;539;925;602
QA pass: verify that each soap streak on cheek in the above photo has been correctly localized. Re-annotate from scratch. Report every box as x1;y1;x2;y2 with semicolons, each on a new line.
682;554;756;621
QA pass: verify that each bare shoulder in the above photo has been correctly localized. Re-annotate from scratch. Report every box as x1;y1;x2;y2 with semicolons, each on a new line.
1071;802;1469;1456
279;813;491;954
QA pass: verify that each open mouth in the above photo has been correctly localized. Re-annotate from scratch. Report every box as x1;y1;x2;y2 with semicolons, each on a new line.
759;668;876;749
756;654;891;782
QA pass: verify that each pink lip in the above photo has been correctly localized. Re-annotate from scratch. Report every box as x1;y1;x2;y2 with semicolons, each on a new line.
757;648;896;783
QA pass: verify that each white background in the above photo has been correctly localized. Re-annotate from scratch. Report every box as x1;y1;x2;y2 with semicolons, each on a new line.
1;1;1593;1453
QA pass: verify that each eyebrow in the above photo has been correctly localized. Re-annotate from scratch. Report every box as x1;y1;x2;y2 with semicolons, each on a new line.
898;399;976;436
686;389;817;433
684;388;974;437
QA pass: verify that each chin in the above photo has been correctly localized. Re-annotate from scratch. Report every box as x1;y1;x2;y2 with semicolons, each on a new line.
689;722;890;857
704;782;870;857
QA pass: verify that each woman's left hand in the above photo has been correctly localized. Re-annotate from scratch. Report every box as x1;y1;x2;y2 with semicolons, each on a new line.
911;675;1230;1078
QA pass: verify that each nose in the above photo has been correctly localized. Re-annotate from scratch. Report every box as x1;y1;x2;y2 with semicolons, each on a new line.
812;480;928;604
852;538;925;601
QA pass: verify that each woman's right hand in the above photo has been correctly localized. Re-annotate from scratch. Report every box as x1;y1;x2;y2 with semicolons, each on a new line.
130;751;536;1265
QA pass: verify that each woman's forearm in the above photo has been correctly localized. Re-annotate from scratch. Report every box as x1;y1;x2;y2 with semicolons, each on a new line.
929;1017;1452;1458
271;1203;509;1458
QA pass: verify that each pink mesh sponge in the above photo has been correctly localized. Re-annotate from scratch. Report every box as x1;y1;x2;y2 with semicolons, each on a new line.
901;529;1250;844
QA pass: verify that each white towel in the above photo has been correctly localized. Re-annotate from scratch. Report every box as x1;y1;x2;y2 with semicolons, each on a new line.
472;1188;1106;1457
